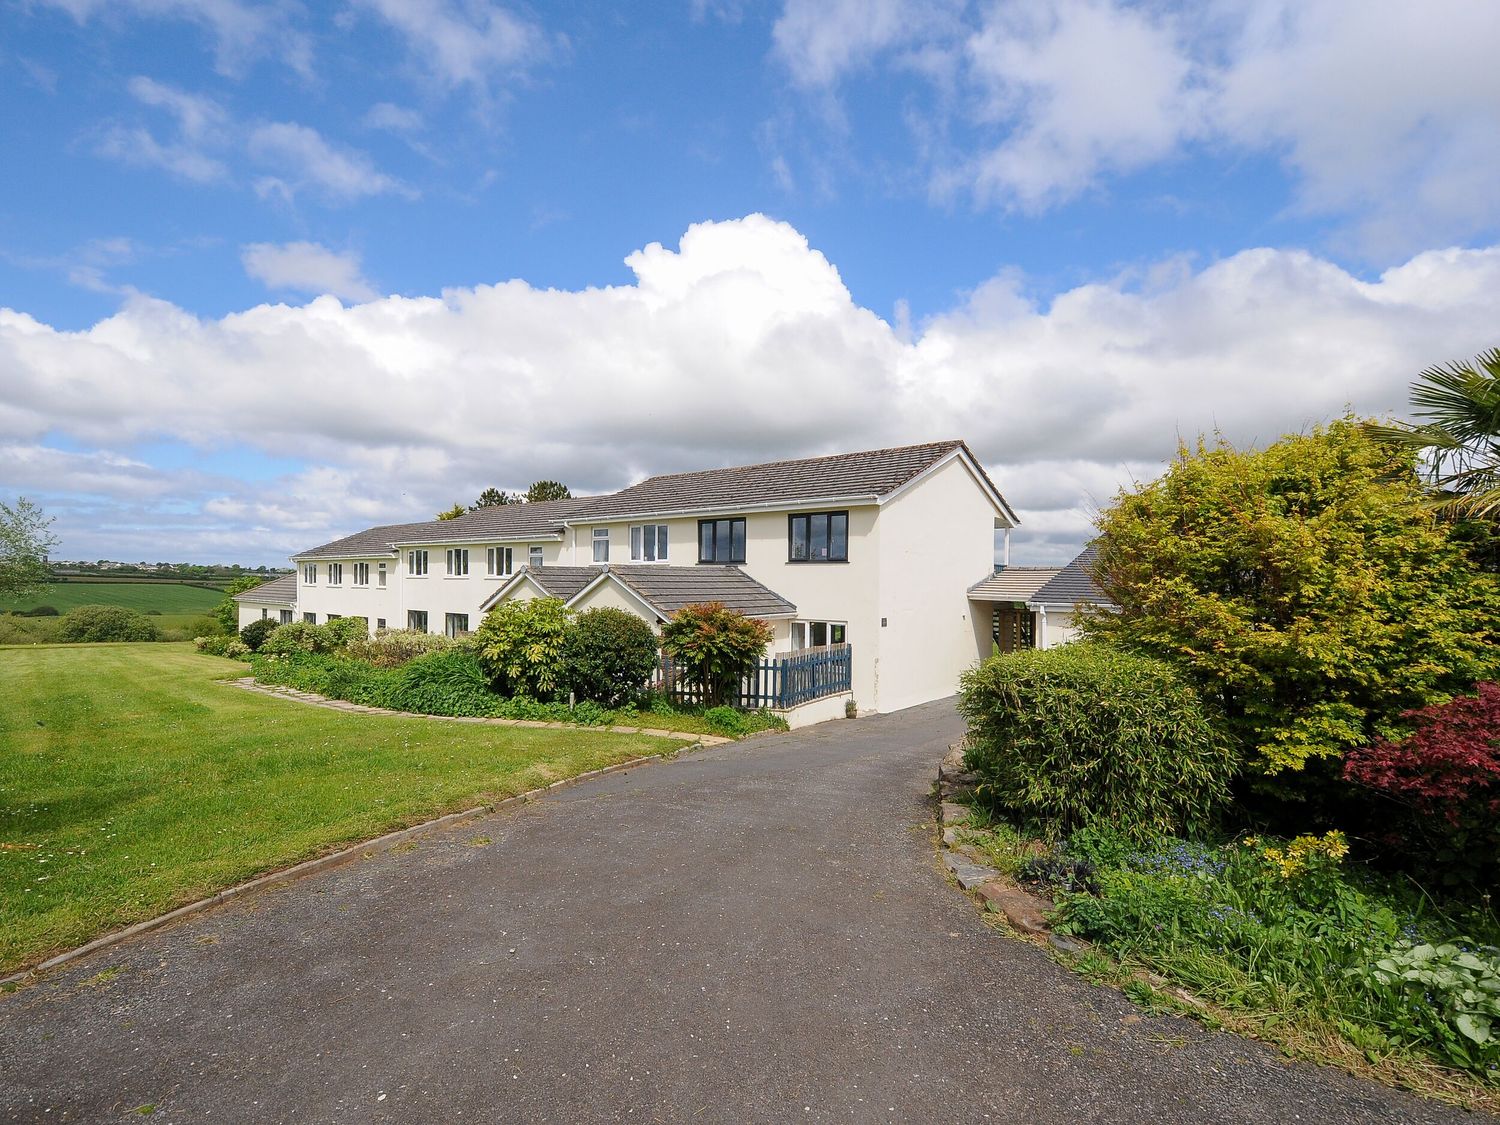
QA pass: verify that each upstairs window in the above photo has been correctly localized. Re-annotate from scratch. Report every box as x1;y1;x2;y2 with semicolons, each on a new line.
408;549;429;576
528;546;544;569
789;511;848;563
698;518;746;564
593;527;610;563
446;548;469;576
630;524;668;562
377;562;387;588
328;563;343;585
302;564;317;584
353;562;370;585
487;546;514;577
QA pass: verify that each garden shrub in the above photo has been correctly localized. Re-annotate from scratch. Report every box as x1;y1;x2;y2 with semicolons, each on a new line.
659;602;774;708
261;621;337;655
249;652;400;708
564;607;659;707
386;649;498;717
1344;684;1500;891
473;597;573;699
703;705;746;736
58;604;160;643
324;616;371;648
1086;418;1500;776
213;577;266;634
346;628;451;668
958;643;1234;838
21;605;58;617
0;615;61;644
239;617;279;652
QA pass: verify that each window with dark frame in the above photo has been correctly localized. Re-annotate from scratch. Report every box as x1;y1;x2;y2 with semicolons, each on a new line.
788;511;848;562
698;518;746;564
408;609;428;632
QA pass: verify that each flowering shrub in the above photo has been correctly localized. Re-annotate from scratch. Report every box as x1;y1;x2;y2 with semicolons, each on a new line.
1344;684;1500;890
1243;831;1349;880
659;602;773;708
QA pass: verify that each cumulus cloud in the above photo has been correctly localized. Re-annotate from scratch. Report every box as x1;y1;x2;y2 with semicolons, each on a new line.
241;242;378;301
3;216;1496;564
775;0;1500;252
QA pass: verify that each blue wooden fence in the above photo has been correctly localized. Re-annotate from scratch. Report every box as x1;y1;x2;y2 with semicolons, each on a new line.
657;645;852;710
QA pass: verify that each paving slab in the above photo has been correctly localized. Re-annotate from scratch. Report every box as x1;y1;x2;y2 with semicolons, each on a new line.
0;700;1465;1124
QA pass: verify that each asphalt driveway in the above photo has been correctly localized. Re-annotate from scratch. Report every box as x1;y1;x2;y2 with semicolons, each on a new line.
0;701;1467;1123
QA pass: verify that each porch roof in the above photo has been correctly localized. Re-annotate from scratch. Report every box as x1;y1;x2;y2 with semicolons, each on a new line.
967;566;1060;603
481;564;796;620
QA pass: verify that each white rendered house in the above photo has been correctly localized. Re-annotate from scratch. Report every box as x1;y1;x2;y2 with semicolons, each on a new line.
239;441;1029;716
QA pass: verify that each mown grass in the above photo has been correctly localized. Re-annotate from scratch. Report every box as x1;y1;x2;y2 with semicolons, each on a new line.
0;580;225;615
0;643;687;973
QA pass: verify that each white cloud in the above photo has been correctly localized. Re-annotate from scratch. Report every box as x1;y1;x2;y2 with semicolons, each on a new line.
775;0;1500;252
4;216;1497;564
241;242;378;302
364;102;424;133
247;122;413;202
356;0;553;93
95;77;230;184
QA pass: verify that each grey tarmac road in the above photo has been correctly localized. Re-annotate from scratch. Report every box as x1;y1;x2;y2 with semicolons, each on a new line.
0;700;1468;1124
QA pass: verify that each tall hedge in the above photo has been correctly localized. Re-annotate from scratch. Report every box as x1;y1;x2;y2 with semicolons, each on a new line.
958;644;1234;839
58;604;159;643
564;607;659;707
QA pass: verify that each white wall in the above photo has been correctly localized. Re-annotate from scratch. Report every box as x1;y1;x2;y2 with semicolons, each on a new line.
236;601;293;631
1036;607;1081;648
876;456;1004;712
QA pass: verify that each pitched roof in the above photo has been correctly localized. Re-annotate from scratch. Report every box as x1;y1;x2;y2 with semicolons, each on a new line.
567;440;992;520
495;564;796;620
293;498;592;560
232;574;298;604
1029;546;1112;608
967;566;1062;602
294;520;447;561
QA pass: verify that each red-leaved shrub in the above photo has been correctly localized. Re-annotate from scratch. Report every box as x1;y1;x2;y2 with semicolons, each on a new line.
1344;683;1500;890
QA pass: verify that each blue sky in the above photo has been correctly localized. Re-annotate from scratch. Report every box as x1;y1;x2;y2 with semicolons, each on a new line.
3;0;1500;566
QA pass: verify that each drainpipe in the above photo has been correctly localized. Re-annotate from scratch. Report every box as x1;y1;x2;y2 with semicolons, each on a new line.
1036;604;1047;649
1002;527;1011;567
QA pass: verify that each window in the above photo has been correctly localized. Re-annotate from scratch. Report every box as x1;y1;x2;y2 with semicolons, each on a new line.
279;609;293;624
791;621;848;650
261;608;269;619
302;564;317;584
528;546;544;569
487;546;514;576
376;617;386;630
303;612;317;623
354;562;370;585
445;613;470;638
377;562;387;588
593;527;610;563
630;524;669;562
789;511;849;563
328;562;343;585
407;549;428;576
327;613;341;621
446;548;469;576
698;518;746;564
407;610;428;632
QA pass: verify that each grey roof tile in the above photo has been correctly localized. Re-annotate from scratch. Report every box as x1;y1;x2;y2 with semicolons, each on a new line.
967;566;1061;602
518;564;795;619
232;574;298;604
294;498;592;560
1029;545;1112;608
567;440;997;520
521;565;606;602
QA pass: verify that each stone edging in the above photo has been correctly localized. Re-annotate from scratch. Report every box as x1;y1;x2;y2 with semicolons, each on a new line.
1;750;676;990
230;678;734;746
934;744;1085;954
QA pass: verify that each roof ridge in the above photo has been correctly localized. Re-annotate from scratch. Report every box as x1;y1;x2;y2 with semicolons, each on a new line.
613;439;964;488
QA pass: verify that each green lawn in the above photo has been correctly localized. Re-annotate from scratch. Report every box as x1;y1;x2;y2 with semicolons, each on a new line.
0;580;225;615
0;644;685;973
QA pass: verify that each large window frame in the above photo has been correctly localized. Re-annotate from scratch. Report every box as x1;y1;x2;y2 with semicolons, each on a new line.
444;612;470;638
446;548;469;577
487;546;514;577
698;518;746;565
630;524;669;563
328;562;343;585
407;549;429;577
353;562;370;586
791;620;848;650
788;511;849;563
407;610;429;632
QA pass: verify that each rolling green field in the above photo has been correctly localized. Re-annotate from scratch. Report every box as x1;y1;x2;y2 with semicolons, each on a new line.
0;643;686;974
0;580;226;615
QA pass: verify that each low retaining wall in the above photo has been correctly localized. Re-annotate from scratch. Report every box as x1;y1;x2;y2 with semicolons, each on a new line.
771;691;853;729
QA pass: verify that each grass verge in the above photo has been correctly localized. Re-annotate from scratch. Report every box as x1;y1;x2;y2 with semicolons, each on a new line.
1;643;686;974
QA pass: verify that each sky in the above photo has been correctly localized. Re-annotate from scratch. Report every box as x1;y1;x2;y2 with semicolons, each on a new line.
3;0;1500;567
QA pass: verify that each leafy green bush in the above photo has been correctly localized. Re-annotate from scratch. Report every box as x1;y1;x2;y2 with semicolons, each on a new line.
386;649;497;717
0;614;61;644
563;607;659;707
249;652;401;708
239;617;279;652
659;602;774;707
958;643;1234;838
473;597;573;699
20;605;58;617
58;604;160;643
346;628;451;668
324;616;370;648
1352;941;1500;1074
703;705;746;736
261;621;338;655
195;634;250;658
213;577;266;634
1086;418;1500;775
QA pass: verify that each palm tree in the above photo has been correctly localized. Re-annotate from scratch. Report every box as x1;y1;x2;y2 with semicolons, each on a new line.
1373;348;1500;517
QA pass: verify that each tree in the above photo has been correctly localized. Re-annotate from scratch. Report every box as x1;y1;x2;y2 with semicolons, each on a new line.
659;602;773;708
473;597;574;699
1084;418;1500;776
213;576;265;635
564;607;659;708
1369;349;1500;518
0;497;58;601
435;502;466;520
471;487;520;509
525;480;572;503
